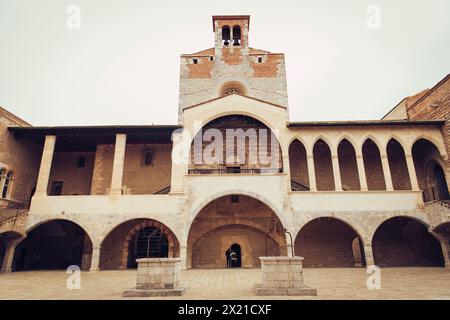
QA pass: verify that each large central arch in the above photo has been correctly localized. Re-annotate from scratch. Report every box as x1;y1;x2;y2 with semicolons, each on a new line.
187;194;287;268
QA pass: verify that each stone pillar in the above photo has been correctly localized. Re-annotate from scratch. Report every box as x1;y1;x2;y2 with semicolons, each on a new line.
439;240;450;269
89;246;101;272
123;258;185;297
170;131;188;194
432;232;450;268
110;134;127;196
356;153;368;191
331;153;343;191
180;245;188;270
286;237;294;257
363;243;375;266
35;135;56;196
255;257;317;296
306;154;317;191
380;153;394;191
0;238;22;273
405;153;420;191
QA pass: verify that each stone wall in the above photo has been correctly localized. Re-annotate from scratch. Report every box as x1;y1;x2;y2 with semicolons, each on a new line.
0;107;41;206
90;144;172;195
48;152;95;195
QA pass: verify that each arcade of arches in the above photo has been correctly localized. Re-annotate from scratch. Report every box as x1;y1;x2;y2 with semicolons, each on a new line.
187;195;286;268
289;137;450;200
2;216;450;271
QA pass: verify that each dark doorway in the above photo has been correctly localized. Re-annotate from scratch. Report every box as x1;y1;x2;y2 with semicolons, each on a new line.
13;220;91;271
373;217;445;267
432;164;450;201
230;243;241;268
127;227;169;268
0;240;5;269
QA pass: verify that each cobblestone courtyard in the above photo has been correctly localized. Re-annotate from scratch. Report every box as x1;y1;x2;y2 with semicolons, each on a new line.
0;268;449;300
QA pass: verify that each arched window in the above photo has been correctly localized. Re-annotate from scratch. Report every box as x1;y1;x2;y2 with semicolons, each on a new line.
0;169;6;198
222;26;230;46
219;81;247;97
232;25;241;46
2;171;13;199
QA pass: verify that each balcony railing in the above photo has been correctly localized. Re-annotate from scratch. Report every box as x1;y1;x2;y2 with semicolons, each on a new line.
291;180;310;192
153;186;171;195
188;167;283;175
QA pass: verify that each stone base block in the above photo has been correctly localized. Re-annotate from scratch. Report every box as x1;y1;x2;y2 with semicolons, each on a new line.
254;284;317;296
123;287;186;297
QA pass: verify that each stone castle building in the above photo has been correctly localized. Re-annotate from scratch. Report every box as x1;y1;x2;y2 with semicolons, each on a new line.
0;15;449;273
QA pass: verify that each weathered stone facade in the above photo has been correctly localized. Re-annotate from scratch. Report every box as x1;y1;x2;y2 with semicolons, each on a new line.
1;16;450;275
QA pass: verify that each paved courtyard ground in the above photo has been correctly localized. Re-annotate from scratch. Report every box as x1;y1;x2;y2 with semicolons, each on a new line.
0;268;449;300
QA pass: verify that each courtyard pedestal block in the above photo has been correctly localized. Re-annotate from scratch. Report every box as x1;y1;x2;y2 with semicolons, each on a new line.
123;258;185;297
254;256;317;296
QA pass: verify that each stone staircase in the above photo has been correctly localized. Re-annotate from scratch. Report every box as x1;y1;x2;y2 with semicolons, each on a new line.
423;200;450;229
0;208;28;235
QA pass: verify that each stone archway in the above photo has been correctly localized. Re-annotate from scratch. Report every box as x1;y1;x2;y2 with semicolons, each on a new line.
12;220;93;271
372;217;445;267
187;194;287;268
99;218;180;270
294;217;365;267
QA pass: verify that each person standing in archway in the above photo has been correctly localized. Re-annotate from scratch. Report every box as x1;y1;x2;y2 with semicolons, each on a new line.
225;248;231;268
229;250;237;268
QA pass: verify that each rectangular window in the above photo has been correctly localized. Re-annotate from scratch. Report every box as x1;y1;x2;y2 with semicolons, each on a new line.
193;58;198;64
51;181;64;196
142;150;154;166
77;156;86;168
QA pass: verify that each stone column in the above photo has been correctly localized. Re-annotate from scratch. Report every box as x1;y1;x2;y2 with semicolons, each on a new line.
380;153;394;191
306;154;317;191
432;232;450;268
363;243;375;266
180;245;188;270
356;153;368;191
331;153;343;191
110;134;127;196
170;131;188;194
89;246;101;272
35;135;56;196
0;238;23;273
405;153;420;191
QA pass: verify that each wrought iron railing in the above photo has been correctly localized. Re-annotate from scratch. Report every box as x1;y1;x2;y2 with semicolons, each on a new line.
290;180;310;192
153;186;171;195
188;167;283;175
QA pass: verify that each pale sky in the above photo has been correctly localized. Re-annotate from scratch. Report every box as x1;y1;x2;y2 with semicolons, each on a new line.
0;0;449;126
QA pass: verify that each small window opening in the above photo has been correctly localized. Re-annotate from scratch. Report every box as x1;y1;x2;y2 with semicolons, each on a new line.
143;151;154;166
77;156;86;168
193;59;198;64
51;181;64;196
258;57;263;63
209;56;214;62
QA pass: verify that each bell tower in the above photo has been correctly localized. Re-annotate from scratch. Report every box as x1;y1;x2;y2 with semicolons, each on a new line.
178;15;288;122
213;15;250;56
